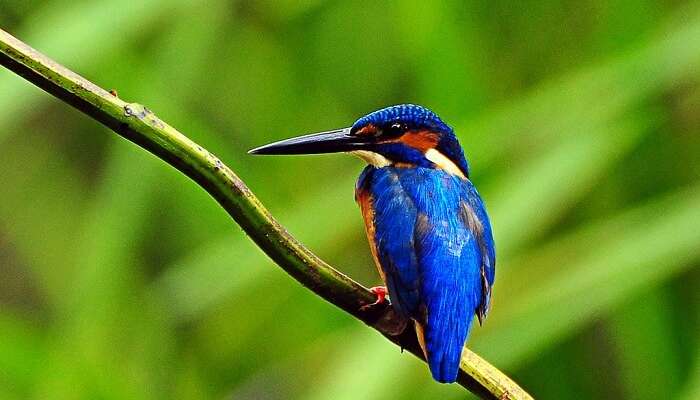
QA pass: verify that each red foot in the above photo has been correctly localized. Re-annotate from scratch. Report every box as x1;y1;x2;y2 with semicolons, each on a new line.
360;286;388;311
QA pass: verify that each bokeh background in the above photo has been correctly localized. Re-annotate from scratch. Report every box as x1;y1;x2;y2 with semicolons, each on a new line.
1;1;699;399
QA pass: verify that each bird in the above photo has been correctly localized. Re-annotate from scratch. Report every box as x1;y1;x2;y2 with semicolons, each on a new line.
249;104;495;384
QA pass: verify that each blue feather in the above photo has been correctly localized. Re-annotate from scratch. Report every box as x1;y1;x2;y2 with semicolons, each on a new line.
357;165;494;383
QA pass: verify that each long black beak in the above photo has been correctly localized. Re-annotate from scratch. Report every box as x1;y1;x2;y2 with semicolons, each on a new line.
248;127;365;155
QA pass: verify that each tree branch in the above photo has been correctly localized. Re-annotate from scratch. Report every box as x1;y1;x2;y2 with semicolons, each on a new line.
0;28;531;400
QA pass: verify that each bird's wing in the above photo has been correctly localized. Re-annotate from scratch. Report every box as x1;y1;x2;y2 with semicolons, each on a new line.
406;169;485;382
460;180;495;323
356;167;421;317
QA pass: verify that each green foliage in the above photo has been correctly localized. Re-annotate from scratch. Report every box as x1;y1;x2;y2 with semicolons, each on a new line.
0;1;698;399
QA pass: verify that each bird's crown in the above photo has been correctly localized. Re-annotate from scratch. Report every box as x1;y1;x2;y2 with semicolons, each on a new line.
351;104;453;136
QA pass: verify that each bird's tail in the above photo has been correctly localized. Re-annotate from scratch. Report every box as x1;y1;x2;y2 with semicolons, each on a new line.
415;295;476;383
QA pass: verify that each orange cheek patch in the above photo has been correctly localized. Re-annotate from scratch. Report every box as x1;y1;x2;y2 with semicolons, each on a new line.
399;130;439;151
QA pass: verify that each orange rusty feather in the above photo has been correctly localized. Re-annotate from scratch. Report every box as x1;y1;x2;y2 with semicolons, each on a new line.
355;187;387;284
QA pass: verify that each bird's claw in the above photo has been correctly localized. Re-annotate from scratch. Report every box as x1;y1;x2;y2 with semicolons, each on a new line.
360;286;388;311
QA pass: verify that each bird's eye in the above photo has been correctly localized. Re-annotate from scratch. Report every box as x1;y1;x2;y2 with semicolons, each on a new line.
384;122;406;137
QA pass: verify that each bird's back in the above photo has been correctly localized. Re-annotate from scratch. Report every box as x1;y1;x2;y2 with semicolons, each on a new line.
356;165;495;383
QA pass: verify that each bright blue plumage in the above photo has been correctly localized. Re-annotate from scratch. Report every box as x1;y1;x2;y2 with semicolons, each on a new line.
357;166;494;383
250;104;495;384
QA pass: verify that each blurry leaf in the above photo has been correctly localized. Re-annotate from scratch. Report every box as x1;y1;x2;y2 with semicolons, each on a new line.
0;130;87;307
679;355;700;400
0;314;45;395
488;116;651;258
459;2;700;171
473;184;700;368
154;174;358;319
33;143;164;400
303;328;420;400
302;1;403;111
608;289;682;400
0;0;195;142
254;0;329;22
395;2;490;117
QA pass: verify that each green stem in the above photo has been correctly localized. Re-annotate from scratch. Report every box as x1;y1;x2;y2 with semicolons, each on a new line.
0;28;531;400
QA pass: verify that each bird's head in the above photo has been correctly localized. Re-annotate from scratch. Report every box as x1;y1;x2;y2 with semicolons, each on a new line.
249;104;469;178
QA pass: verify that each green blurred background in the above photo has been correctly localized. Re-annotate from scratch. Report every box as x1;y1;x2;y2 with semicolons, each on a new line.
1;1;699;399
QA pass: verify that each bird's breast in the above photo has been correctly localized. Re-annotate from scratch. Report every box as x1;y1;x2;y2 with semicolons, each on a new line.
355;165;471;282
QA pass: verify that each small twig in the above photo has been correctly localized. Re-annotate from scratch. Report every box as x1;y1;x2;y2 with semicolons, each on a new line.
0;28;531;400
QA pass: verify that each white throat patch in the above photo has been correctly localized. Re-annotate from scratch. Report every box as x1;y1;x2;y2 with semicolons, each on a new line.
351;148;466;178
351;150;391;168
425;148;467;179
